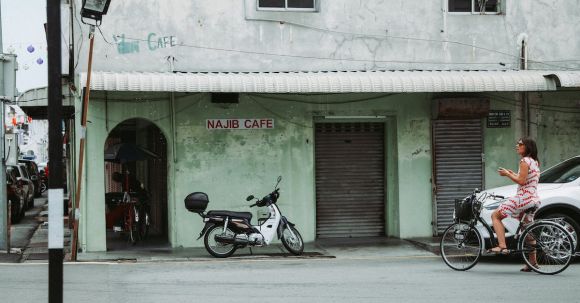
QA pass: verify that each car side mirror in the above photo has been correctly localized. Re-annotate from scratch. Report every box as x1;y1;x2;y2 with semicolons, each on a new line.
246;195;254;201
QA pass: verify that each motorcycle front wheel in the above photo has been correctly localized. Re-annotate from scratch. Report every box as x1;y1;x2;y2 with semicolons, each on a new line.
204;224;237;258
281;225;304;255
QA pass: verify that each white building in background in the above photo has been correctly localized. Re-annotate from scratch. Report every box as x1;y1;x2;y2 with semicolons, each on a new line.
20;119;48;163
12;88;52;163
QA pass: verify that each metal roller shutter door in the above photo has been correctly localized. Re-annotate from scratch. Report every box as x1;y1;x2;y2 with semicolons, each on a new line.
315;123;385;238
433;119;483;234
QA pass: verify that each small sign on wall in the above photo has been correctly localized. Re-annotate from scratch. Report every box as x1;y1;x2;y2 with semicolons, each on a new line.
207;119;275;130
487;110;511;128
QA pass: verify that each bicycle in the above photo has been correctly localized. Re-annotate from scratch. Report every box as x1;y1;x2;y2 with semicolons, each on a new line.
107;191;150;244
440;188;576;275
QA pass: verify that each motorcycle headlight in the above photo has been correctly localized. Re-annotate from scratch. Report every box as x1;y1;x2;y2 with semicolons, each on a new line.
483;200;502;210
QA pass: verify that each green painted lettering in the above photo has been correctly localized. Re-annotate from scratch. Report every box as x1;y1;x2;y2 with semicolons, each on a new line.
147;33;158;51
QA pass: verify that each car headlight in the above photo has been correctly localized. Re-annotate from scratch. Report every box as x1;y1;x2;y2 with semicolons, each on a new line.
483;200;502;210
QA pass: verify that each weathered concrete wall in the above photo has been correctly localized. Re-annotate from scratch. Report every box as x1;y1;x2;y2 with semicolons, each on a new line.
77;91;579;250
72;0;580;250
537;92;580;168
79;93;175;252
74;0;580;74
483;92;580;189
79;92;433;250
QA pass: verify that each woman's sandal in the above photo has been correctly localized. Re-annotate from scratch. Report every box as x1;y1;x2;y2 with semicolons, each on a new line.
487;246;510;255
520;264;539;272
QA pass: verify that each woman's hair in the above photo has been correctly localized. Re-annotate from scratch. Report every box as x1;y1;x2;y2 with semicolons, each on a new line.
519;137;539;163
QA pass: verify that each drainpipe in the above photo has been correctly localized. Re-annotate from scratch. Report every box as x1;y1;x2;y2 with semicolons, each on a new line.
170;92;177;164
520;38;530;137
71;25;95;261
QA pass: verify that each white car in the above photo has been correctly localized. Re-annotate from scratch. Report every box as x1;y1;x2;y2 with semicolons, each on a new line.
478;155;580;252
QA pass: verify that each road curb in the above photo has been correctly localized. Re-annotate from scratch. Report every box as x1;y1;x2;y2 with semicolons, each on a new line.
405;239;440;255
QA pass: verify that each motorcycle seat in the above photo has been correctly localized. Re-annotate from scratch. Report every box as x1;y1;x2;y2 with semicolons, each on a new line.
207;210;253;221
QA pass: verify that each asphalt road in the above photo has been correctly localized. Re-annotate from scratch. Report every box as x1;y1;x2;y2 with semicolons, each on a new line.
1;256;579;303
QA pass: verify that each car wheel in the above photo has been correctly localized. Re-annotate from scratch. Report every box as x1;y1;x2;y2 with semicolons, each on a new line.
9;199;22;224
27;195;34;209
543;213;580;252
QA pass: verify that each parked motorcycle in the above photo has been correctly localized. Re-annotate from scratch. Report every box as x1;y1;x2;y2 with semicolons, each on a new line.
184;176;304;258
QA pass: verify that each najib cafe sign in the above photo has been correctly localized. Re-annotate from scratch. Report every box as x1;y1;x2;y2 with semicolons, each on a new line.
207;119;274;130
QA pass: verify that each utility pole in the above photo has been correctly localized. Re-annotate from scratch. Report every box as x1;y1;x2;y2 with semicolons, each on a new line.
0;2;17;252
47;0;63;302
0;1;6;252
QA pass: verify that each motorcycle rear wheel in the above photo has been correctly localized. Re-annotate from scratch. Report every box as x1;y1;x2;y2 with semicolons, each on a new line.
281;226;304;255
204;224;237;258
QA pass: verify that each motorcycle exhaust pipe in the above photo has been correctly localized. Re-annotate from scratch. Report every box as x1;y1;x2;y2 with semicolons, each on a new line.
214;234;249;246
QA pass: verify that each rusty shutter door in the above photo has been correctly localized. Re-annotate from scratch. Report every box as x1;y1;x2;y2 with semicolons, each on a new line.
433;119;483;234
315;122;385;238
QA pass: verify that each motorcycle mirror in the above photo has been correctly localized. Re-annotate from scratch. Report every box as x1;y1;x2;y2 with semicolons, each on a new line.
246;195;255;201
274;176;282;190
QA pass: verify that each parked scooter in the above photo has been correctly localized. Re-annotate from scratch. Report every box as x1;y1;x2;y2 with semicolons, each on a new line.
184;176;304;258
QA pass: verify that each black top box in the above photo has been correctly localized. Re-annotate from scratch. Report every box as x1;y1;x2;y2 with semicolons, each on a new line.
184;192;209;213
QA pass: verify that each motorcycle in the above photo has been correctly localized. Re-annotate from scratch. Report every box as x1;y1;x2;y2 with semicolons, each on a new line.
184;176;304;258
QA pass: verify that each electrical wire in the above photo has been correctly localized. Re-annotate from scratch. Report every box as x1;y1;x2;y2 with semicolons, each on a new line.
242;19;576;70
102;31;579;70
105;33;515;66
72;0;85;72
484;93;580;114
246;93;399;104
247;95;313;129
97;25;115;46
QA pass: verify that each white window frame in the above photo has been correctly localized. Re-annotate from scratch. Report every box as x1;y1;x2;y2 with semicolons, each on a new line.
257;0;318;12
447;0;501;15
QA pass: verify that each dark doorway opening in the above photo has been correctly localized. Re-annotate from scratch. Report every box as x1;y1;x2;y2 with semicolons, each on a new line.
104;118;169;251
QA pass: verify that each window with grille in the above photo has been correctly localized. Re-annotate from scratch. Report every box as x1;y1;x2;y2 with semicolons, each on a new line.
448;0;500;14
258;0;317;11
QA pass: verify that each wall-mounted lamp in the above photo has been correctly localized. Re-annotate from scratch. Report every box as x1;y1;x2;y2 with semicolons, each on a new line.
81;0;112;25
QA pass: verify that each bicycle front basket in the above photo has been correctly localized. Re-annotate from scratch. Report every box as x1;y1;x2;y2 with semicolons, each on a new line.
454;197;475;221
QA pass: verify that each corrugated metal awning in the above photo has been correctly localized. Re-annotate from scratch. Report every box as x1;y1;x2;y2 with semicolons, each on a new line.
80;70;580;93
545;71;580;88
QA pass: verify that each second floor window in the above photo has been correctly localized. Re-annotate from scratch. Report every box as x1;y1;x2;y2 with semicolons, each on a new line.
448;0;500;14
258;0;317;11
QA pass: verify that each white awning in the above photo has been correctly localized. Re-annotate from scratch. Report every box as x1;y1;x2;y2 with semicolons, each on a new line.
80;70;577;93
545;71;580;88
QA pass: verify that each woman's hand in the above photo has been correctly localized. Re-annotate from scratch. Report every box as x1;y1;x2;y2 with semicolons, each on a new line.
498;168;509;176
498;162;528;185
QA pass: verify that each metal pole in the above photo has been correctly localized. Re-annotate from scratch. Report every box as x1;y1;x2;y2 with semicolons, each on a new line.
0;0;8;252
520;39;530;137
71;26;94;261
47;0;63;302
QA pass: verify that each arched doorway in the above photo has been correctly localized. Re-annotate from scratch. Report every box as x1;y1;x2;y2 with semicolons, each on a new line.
103;118;168;250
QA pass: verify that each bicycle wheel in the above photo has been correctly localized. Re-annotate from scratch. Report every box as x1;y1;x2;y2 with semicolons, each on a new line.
126;206;137;245
138;211;150;241
519;221;574;275
440;222;482;271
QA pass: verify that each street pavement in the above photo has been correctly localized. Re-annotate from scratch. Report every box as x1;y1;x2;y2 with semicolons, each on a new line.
0;195;46;263
2;196;579;303
0;254;578;303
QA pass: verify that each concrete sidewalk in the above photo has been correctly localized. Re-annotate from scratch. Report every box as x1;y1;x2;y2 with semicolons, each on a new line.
0;196;47;263
4;198;440;263
75;236;436;263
